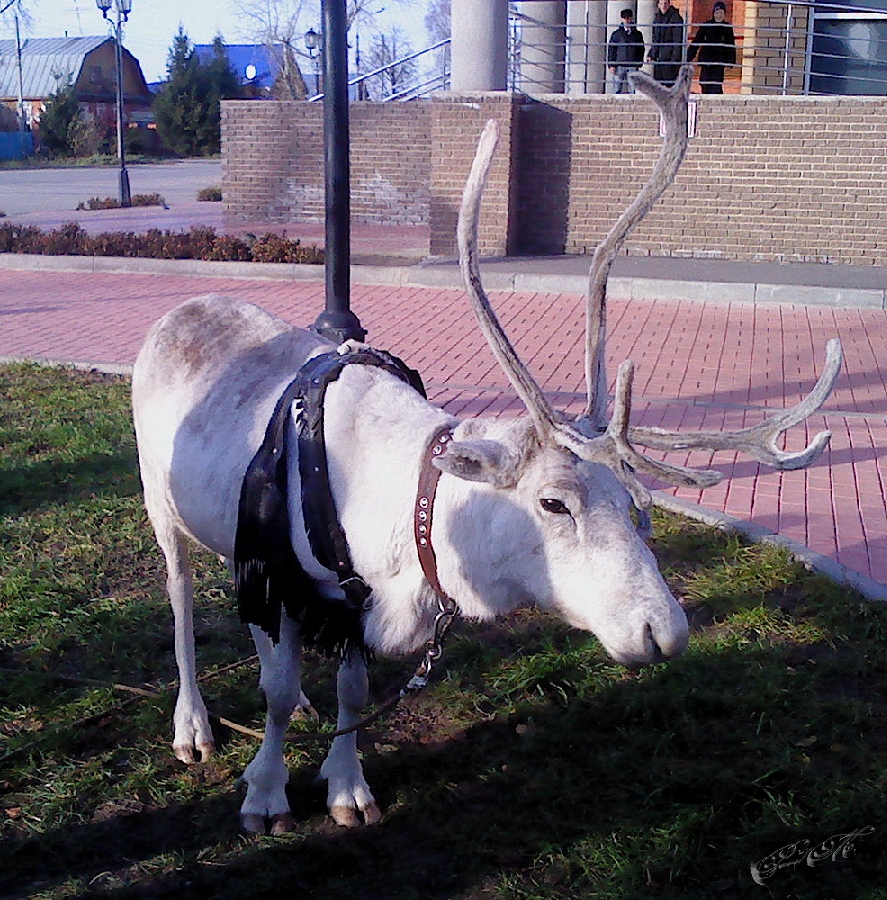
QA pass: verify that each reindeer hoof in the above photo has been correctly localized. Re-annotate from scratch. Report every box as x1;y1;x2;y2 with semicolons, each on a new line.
329;803;382;827
173;741;215;764
329;805;361;828
197;741;215;761
240;812;295;835
269;813;296;835
173;745;194;764
362;802;382;825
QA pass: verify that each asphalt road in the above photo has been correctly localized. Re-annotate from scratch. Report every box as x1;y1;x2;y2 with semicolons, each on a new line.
0;159;222;215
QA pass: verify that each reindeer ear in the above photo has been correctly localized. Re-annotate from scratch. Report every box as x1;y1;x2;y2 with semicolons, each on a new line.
432;440;519;488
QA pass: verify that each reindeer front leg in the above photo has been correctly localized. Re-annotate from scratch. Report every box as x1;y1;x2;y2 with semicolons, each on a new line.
240;615;302;835
320;652;382;827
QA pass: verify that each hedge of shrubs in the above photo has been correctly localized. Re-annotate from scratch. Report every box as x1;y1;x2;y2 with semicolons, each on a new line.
196;186;223;202
0;222;324;264
75;194;167;211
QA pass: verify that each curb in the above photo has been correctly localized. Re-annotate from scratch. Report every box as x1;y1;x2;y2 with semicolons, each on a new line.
653;491;887;603
1;252;886;308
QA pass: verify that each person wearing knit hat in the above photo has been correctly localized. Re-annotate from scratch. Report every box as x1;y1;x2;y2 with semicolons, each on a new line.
688;1;737;93
607;8;646;94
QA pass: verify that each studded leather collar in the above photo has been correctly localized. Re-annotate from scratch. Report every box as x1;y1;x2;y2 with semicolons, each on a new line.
413;425;458;604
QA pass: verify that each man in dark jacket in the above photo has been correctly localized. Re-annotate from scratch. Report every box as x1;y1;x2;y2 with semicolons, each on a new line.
607;9;645;94
688;1;737;93
648;0;685;86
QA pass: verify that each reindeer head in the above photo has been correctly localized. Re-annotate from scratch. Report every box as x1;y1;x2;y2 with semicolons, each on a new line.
442;66;841;667
433;415;689;666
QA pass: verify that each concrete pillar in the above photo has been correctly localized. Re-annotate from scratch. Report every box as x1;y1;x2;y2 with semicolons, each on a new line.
637;0;657;75
567;0;607;93
451;0;509;91
519;1;567;93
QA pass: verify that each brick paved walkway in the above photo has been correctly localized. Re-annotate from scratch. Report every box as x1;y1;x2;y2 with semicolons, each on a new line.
1;268;885;594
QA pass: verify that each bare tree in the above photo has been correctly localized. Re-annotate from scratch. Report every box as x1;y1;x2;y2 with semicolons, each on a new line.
0;0;34;31
234;0;414;99
235;0;310;98
424;0;449;43
423;0;449;87
363;26;417;99
347;0;415;31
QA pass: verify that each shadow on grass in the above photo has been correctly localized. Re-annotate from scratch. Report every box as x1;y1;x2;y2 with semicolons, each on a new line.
0;451;140;516
2;631;885;900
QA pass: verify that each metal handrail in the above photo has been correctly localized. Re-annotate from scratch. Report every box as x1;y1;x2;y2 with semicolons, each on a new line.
308;38;450;102
383;70;450;103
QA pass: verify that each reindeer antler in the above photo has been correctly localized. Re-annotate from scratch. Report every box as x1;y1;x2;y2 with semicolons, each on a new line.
628;337;842;470
582;66;694;431
456;113;722;500
457;70;842;500
457;118;561;439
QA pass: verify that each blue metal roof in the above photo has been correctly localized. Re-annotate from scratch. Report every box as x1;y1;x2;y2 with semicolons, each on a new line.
0;36;111;100
194;43;280;88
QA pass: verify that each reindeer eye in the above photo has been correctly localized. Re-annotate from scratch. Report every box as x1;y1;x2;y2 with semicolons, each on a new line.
540;498;570;515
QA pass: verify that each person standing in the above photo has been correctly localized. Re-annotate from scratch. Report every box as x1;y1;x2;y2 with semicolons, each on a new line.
648;0;685;86
688;1;737;94
607;9;646;94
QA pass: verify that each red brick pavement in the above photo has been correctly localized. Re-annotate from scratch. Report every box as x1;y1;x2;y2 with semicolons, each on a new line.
1;268;885;591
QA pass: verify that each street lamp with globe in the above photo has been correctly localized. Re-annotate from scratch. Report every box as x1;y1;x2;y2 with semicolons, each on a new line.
95;0;133;207
304;27;321;94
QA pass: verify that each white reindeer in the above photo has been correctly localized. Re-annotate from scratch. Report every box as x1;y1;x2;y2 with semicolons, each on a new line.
131;69;841;834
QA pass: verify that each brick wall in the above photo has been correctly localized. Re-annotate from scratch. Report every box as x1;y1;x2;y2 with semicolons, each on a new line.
429;93;520;256
223;102;323;222
223;93;887;267
222;100;431;226
742;2;809;95
512;94;887;265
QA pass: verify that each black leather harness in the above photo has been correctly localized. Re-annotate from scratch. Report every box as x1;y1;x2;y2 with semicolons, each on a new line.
234;346;425;654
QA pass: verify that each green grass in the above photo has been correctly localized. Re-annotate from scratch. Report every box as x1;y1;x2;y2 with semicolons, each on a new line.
0;154;188;171
2;362;886;900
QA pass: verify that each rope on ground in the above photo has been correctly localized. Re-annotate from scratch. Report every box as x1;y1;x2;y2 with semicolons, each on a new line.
0;654;419;760
0;657;261;763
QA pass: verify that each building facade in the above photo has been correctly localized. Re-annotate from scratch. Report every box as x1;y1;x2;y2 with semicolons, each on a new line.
0;36;152;133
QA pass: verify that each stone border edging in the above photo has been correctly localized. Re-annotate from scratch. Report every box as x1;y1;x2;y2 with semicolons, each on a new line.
1;253;885;308
653;491;887;603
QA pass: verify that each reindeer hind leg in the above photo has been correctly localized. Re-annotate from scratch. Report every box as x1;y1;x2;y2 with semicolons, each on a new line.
152;512;215;763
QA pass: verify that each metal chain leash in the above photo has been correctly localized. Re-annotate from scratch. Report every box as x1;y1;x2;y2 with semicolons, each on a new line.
398;594;459;697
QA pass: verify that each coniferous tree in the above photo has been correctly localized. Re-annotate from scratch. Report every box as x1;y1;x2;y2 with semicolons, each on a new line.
153;29;240;156
203;36;241;141
38;79;81;156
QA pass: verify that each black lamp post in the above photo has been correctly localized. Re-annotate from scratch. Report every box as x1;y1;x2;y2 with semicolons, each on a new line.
311;0;365;344
95;0;132;208
304;27;320;95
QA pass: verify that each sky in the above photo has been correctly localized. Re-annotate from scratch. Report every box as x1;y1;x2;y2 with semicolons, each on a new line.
1;0;434;83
